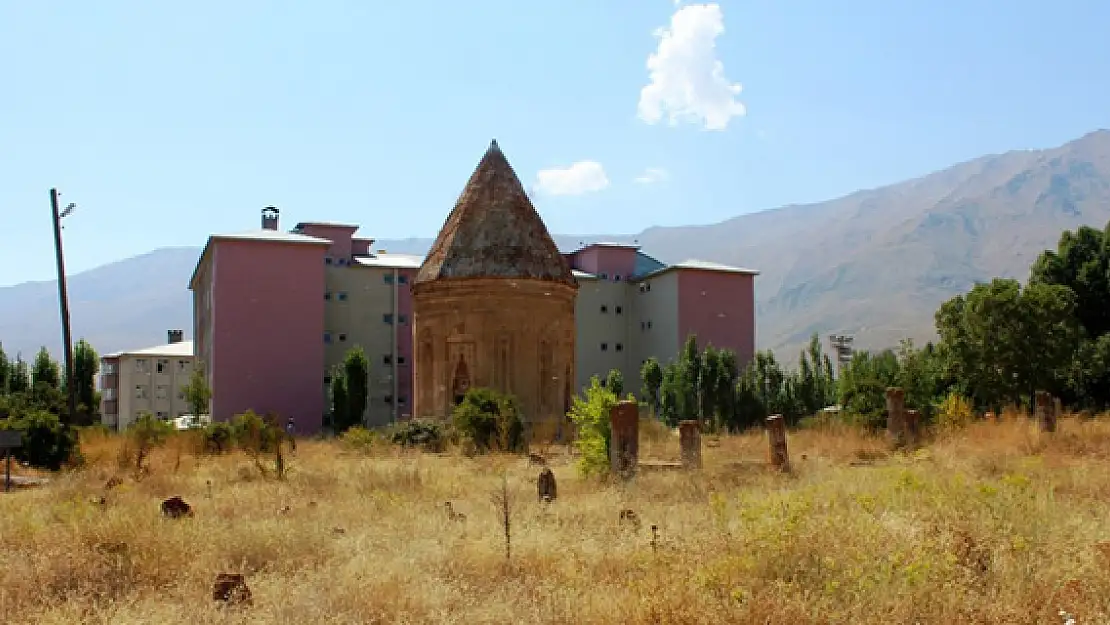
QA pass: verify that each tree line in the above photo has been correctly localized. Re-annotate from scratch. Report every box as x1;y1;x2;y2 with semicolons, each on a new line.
634;218;1110;430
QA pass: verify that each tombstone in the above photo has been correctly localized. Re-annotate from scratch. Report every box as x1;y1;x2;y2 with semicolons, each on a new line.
1035;391;1056;433
212;573;252;606
678;420;702;470
537;467;557;502
161;496;193;519
885;387;907;447
609;400;639;476
766;414;789;471
905;410;921;448
0;431;22;493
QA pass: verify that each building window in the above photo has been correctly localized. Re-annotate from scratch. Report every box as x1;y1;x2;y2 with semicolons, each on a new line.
398;396;407;406
383;314;393;324
397;356;406;365
384;394;394;404
324;332;333;343
134;359;148;373
324;292;332;300
398;314;408;324
614;274;622;281
337;291;348;301
383;355;392;365
103;362;117;375
338;333;347;342
384;274;394;284
177;389;186;401
337;258;348;266
647;321;653;329
398;275;408;284
601;342;609;351
324;375;332;384
156;385;169;400
177;360;189;372
325;257;333;265
156;359;169;374
600;305;608;313
640;321;646;330
600;272;609;280
156;411;167;419
135;385;148;399
616;343;624;352
615;306;623;314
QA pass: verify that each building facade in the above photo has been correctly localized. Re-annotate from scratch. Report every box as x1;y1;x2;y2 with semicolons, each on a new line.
188;143;758;432
98;330;195;430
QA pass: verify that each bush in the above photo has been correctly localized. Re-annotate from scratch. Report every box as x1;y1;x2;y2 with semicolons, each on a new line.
568;376;619;477
339;426;378;454
389;419;445;452
0;410;77;470
231;410;282;455
936;392;975;432
203;421;233;453
127;412;174;471
451;387;524;453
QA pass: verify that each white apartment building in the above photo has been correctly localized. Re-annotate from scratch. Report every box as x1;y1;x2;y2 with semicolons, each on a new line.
99;330;196;431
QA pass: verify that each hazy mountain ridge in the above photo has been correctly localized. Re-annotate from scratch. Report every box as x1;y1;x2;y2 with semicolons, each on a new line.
3;130;1109;364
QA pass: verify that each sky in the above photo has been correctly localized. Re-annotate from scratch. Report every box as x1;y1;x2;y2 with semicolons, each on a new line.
2;0;1109;287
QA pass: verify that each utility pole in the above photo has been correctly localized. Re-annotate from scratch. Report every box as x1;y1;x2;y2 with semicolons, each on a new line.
828;334;855;379
51;188;78;428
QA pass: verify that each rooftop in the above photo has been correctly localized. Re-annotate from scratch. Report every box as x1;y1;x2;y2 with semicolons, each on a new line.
641;259;760;278
104;340;194;359
354;253;424;270
208;229;332;245
415;140;576;287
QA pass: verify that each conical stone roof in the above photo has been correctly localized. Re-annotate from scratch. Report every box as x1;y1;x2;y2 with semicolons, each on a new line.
415;140;576;287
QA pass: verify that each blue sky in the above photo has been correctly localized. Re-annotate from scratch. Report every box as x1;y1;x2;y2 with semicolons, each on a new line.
2;0;1109;287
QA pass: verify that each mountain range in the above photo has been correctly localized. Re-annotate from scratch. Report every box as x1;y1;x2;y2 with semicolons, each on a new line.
3;129;1109;366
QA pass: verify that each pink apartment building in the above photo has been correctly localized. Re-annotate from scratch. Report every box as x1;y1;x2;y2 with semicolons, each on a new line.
189;208;757;432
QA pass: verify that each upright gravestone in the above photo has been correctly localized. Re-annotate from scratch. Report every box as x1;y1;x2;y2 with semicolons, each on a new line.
678;420;702;470
885;387;907;447
1036;391;1056;433
0;430;23;493
609;401;640;476
905;409;921;448
766;414;790;471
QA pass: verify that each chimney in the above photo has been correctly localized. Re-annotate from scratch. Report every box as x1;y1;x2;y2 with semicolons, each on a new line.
261;206;280;230
167;330;184;344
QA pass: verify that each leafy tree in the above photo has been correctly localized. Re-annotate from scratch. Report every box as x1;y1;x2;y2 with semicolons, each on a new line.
935;278;1077;409
639;357;663;414
605;368;624;397
0;343;9;396
658;364;681;426
452;387;524;452
837;349;900;429
567;376;618;477
343;347;370;430
678;335;701;421
183;364;212;425
72;339;99;424
32;347;59;390
699;346;721;423
330;368;350;432
8;355;30;395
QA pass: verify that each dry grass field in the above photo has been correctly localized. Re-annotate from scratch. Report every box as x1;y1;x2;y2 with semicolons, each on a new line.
3;415;1110;624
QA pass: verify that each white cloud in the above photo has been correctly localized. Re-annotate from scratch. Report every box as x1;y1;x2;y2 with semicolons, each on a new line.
534;161;610;196
634;167;670;184
637;3;746;131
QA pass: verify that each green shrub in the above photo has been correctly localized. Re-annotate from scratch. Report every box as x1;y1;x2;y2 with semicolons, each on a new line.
339;426;378;454
451;387;524;453
231;410;282;454
568;376;619;477
203;421;233;453
0;410;77;470
389;419;445;452
127;412;174;471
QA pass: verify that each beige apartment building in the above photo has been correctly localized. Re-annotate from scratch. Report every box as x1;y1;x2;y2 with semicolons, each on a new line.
99;330;196;431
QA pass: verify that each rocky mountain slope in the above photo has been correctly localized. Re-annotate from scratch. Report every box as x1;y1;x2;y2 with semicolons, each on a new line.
2;130;1108;364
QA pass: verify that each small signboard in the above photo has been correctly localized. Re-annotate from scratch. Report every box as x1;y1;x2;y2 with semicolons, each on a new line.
0;431;21;449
